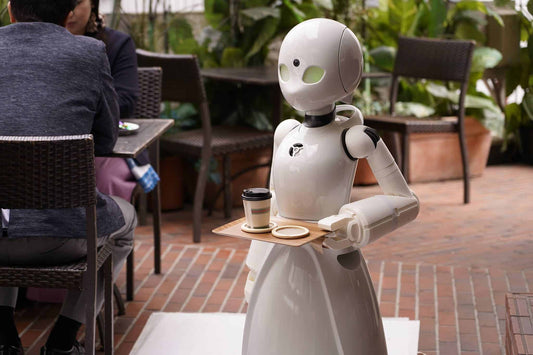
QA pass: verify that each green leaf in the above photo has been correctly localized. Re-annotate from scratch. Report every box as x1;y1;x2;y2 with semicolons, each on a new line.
426;83;459;102
313;0;334;11
486;6;504;27
465;94;501;112
452;0;487;14
297;3;323;19
427;0;446;38
388;0;419;35
368;46;396;72
244;16;280;61
471;47;502;72
453;10;488;28
454;22;486;43
167;17;198;54
282;0;306;22
505;64;523;97
221;47;245;67
395;102;436;117
504;103;524;143
240;7;280;23
407;2;427;37
528;35;533;72
522;92;533;121
204;0;229;27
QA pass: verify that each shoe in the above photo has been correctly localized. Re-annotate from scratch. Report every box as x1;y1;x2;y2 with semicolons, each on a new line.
40;341;84;355
0;344;23;355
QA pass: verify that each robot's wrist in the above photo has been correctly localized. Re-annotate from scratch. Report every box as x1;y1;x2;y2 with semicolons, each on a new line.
346;218;368;248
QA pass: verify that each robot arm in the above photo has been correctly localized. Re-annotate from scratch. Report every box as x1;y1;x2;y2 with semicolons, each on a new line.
318;125;419;249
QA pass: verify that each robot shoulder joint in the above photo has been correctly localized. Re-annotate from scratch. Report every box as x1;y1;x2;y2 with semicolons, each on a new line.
274;119;300;146
343;125;381;159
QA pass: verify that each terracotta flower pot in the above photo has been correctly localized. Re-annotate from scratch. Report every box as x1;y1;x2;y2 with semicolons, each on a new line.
354;117;492;184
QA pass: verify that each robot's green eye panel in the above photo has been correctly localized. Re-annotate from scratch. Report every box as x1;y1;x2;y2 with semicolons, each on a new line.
279;64;290;82
302;66;324;84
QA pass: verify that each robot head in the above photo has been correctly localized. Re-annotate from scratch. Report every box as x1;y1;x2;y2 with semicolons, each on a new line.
278;18;363;114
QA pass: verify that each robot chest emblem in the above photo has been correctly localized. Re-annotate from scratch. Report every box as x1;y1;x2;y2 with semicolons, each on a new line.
289;143;304;157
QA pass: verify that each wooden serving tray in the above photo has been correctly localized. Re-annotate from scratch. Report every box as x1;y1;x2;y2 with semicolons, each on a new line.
212;216;329;247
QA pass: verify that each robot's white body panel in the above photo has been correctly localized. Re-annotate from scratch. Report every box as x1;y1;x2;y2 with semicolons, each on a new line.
243;114;390;355
273;119;356;221
242;245;387;355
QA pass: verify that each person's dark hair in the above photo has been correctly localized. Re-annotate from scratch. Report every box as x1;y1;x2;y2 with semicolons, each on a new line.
10;0;77;25
85;0;107;45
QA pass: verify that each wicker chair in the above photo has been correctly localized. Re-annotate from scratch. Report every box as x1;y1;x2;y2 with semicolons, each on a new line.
133;67;163;119
0;135;114;355
364;36;475;203
137;49;273;243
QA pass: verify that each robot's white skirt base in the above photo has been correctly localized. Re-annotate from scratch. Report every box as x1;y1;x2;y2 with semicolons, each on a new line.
131;312;420;355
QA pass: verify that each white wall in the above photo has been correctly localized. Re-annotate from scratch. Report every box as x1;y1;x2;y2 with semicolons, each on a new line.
100;0;204;14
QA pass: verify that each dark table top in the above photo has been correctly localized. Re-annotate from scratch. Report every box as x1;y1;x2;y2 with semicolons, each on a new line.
200;66;391;86
201;66;279;86
111;118;174;158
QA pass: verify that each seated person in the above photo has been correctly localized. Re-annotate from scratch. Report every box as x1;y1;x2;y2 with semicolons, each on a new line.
67;0;143;202
0;0;136;354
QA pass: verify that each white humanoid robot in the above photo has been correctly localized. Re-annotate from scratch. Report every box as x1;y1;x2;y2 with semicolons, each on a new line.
242;18;420;355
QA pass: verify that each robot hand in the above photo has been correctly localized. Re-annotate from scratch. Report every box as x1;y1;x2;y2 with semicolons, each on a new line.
318;213;367;250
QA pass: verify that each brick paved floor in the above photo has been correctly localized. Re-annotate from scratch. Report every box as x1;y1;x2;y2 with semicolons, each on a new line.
13;164;533;355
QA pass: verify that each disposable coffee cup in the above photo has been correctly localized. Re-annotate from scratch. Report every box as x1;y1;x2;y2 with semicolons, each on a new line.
242;188;272;229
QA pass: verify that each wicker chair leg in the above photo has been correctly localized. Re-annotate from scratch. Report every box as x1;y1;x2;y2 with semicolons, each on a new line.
193;155;210;243
86;288;97;355
223;155;232;219
104;256;114;355
126;251;134;301
137;192;148;226
96;314;104;351
458;129;470;204
114;283;126;315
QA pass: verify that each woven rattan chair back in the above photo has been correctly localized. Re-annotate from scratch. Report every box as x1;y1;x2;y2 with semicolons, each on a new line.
136;49;206;104
393;36;475;83
390;36;475;116
0;135;95;209
0;135;114;355
134;67;162;118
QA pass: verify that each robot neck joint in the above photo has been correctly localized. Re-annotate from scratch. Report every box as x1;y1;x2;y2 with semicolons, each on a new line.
304;110;335;128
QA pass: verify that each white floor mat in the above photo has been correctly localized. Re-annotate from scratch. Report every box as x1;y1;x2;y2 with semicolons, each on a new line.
131;312;419;355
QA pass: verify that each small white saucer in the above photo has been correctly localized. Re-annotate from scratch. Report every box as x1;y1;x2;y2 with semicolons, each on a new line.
241;222;277;234
272;225;310;239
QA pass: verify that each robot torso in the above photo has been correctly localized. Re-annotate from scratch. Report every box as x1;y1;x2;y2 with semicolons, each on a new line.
272;117;358;221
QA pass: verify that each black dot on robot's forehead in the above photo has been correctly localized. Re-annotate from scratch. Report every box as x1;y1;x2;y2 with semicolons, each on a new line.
293;59;300;67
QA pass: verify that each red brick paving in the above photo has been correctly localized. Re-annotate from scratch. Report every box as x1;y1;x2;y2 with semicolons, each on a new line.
13;164;533;354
